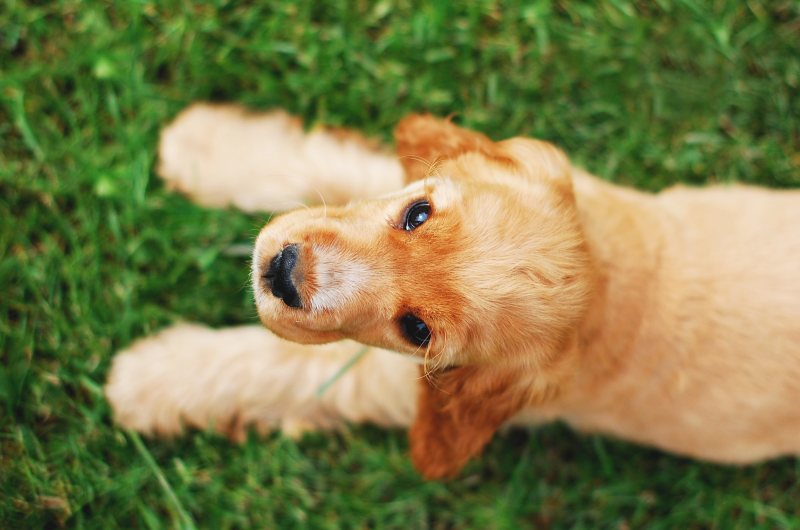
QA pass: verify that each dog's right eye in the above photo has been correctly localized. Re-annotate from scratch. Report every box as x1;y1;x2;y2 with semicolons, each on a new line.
399;313;431;347
403;200;431;231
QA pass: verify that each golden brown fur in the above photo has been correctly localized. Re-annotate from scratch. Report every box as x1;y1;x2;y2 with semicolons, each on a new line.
107;104;800;480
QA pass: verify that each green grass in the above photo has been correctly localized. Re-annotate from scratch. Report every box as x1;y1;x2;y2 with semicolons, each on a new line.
2;0;799;527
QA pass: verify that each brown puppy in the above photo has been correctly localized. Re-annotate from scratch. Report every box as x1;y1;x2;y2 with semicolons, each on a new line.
107;105;800;479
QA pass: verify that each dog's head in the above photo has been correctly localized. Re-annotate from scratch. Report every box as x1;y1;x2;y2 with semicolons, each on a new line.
252;115;593;478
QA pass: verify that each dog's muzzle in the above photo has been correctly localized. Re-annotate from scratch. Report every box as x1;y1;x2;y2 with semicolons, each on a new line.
264;244;302;308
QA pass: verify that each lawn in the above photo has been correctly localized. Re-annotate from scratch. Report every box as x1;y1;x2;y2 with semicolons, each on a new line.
2;1;799;528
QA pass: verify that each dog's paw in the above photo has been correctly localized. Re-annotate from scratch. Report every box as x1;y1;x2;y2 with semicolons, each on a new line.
157;104;308;212
105;323;279;439
157;103;405;212
104;323;375;441
105;324;204;437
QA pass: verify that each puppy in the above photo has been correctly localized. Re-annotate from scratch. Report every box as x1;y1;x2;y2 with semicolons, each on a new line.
107;105;800;479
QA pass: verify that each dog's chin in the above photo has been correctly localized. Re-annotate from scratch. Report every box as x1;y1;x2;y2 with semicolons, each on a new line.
257;308;345;345
252;282;339;339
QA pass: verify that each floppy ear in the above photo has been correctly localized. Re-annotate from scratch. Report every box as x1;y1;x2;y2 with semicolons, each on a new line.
409;366;527;480
394;114;512;183
395;115;574;191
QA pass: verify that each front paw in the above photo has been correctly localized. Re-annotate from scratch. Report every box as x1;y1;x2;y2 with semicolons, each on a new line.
105;328;194;437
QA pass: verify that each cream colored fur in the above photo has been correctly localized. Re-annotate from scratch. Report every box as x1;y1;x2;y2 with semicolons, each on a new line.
106;323;417;440
158;103;404;211
107;104;800;470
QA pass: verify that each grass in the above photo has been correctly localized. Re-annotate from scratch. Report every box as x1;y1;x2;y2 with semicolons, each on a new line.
1;0;799;527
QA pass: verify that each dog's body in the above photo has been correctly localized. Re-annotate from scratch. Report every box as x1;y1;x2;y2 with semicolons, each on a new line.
106;105;800;479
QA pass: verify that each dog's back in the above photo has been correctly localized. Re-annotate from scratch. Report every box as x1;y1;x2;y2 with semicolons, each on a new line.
561;177;800;462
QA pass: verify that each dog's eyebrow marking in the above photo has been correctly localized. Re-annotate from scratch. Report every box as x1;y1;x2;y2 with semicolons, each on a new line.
310;244;371;312
429;178;459;210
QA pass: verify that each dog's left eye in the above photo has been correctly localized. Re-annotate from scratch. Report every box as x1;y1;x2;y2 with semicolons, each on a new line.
399;313;431;347
403;200;431;231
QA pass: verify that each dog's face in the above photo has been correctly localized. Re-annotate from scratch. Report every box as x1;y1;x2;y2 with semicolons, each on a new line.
253;116;595;478
252;117;593;373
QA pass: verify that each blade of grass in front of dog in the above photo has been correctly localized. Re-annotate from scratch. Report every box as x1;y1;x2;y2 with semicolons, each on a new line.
128;431;197;530
315;346;370;398
8;90;45;162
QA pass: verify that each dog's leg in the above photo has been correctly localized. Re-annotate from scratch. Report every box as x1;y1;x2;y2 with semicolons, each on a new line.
105;323;418;441
157;104;405;212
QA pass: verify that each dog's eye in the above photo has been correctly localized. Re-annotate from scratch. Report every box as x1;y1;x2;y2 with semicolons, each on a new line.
403;200;430;231
399;313;431;347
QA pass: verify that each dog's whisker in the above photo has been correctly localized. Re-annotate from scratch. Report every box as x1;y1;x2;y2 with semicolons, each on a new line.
274;197;312;212
398;154;443;185
307;185;329;219
397;154;430;165
424;158;445;182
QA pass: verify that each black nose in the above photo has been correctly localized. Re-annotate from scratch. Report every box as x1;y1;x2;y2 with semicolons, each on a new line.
264;244;302;308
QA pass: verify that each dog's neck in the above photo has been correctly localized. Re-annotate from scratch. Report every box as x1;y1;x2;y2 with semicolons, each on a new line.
470;171;668;415
560;171;667;399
